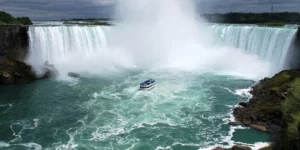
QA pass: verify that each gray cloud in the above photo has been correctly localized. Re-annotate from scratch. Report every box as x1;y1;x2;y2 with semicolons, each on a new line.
0;0;115;20
0;0;299;20
196;0;300;13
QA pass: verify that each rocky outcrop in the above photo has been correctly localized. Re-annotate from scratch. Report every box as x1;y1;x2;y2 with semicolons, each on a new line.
213;145;252;150
250;124;267;132
232;145;251;150
0;26;55;84
228;121;241;126
0;25;29;61
232;70;300;150
68;72;80;78
286;26;300;70
0;71;14;84
0;58;49;84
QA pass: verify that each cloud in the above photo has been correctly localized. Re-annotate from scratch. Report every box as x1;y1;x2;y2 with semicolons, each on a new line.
0;0;299;20
0;0;114;20
196;0;300;13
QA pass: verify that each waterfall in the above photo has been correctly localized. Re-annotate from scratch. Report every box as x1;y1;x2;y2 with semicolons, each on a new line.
28;26;110;64
210;24;297;69
26;26;118;76
26;24;298;77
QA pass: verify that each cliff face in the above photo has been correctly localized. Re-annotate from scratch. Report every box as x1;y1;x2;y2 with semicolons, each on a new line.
0;25;29;61
287;26;300;69
233;70;300;150
0;25;52;84
297;26;300;39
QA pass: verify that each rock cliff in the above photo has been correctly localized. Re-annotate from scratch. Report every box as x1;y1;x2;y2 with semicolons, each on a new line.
0;25;29;61
233;70;300;150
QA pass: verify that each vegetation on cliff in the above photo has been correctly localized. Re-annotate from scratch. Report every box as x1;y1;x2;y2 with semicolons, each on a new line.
63;21;112;26
257;22;285;27
0;11;32;25
63;18;110;21
202;12;300;25
233;70;300;149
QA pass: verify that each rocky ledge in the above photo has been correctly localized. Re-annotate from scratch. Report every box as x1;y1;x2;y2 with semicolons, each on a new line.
297;26;300;39
0;58;50;84
231;70;300;149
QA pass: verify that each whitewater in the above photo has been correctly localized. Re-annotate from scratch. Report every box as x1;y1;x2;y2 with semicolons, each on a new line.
27;24;296;78
0;0;298;149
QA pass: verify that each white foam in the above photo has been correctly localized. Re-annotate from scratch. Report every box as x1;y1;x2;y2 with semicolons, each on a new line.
33;119;39;129
235;88;252;98
17;143;42;150
252;142;271;150
0;141;10;148
155;145;172;150
126;143;137;150
55;129;78;150
222;87;236;95
90;127;126;141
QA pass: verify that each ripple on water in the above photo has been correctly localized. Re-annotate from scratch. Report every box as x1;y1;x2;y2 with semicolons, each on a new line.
0;71;267;149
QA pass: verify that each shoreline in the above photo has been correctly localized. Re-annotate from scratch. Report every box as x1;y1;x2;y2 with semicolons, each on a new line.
220;70;300;150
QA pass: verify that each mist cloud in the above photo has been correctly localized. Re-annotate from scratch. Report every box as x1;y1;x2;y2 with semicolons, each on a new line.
0;0;299;20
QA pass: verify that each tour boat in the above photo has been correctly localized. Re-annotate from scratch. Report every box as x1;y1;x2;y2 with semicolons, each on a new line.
140;79;156;90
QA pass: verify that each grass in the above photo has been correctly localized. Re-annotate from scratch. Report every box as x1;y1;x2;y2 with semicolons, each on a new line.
266;71;292;88
257;22;285;27
280;78;300;149
253;101;281;113
282;78;300;116
287;113;300;138
0;20;7;25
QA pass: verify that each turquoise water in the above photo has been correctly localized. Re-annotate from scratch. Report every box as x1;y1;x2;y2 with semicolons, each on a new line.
0;70;269;149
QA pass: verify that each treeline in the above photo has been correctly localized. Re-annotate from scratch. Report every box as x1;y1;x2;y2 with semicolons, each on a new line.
202;12;300;24
62;18;110;21
63;21;112;26
0;11;32;25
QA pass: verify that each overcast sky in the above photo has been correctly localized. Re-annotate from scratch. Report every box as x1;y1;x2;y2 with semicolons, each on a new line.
0;0;299;20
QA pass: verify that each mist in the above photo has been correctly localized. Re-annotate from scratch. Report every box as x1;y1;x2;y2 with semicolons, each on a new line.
26;0;275;79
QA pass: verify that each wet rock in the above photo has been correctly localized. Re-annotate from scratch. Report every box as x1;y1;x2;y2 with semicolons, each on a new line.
0;58;39;84
232;145;252;150
239;102;248;107
43;61;58;77
258;146;272;150
68;72;80;78
213;147;228;150
229;122;241;126
250;124;267;132
242;120;251;126
0;71;14;84
0;25;29;60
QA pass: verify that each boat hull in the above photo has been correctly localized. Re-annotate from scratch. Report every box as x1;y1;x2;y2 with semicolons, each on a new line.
140;83;156;90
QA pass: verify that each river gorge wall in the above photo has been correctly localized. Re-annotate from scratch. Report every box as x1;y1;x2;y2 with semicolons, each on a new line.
287;26;300;69
0;25;42;85
0;25;29;61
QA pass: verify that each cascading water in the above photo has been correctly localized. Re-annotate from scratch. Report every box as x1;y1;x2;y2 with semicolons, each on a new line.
3;0;298;149
27;26;138;76
27;24;297;78
28;26;107;64
26;0;290;79
210;24;297;69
